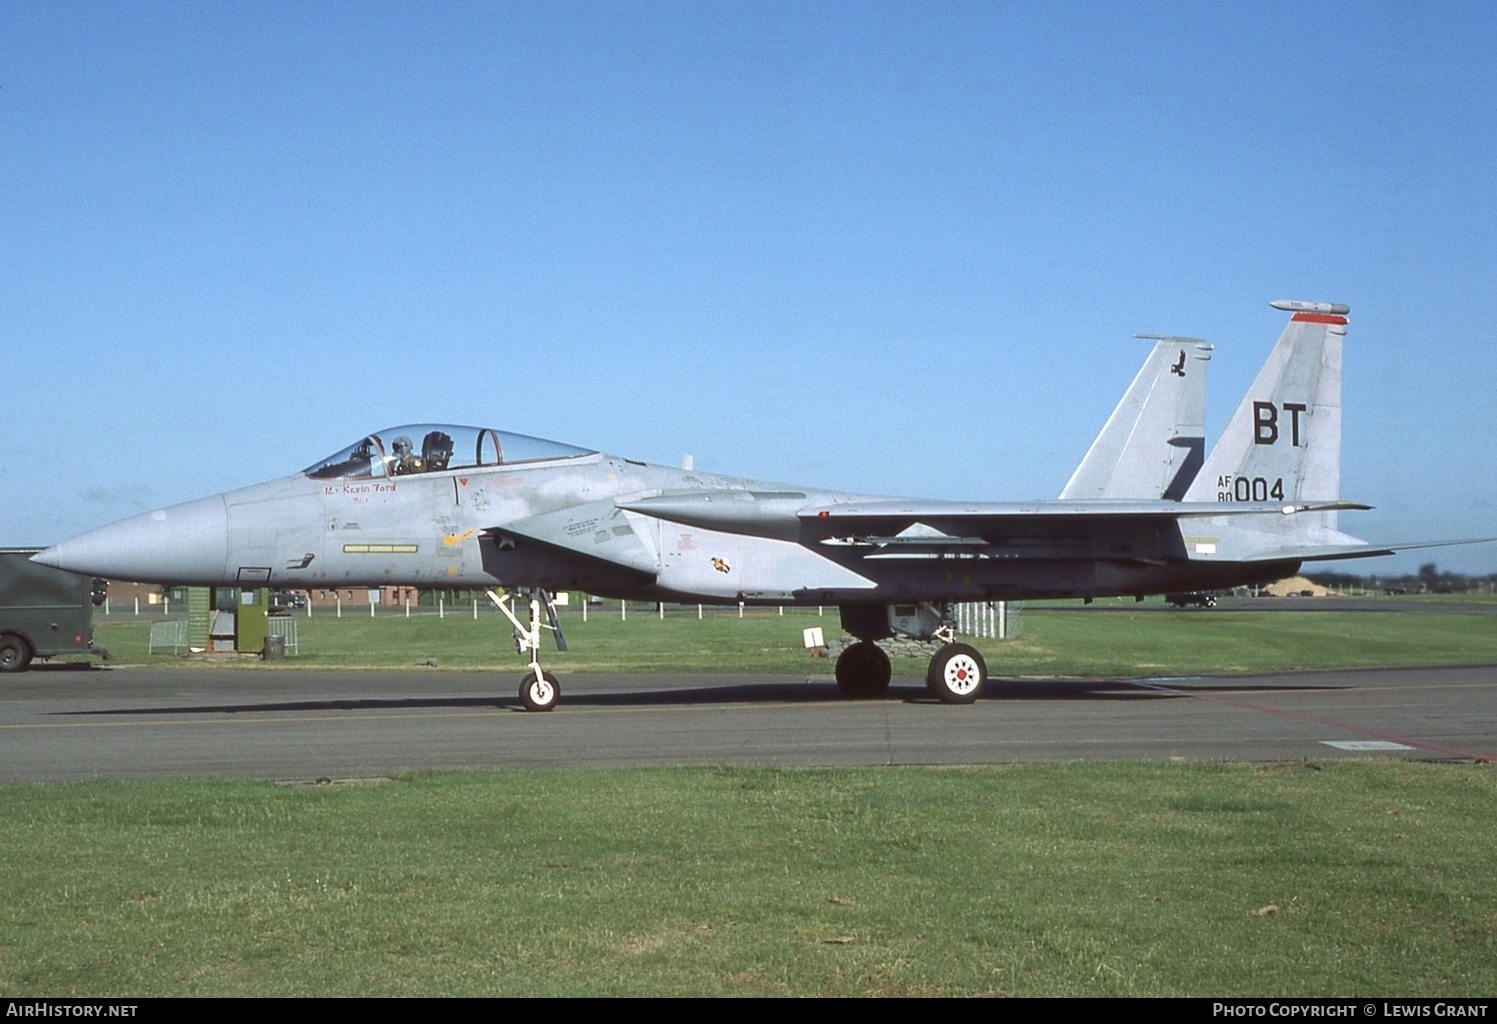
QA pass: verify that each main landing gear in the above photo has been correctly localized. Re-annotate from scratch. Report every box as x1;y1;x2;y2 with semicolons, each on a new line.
487;588;567;712
834;636;989;703
834;641;891;699
926;642;987;704
836;602;991;704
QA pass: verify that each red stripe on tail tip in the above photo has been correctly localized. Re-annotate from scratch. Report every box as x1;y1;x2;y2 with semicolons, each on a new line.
1291;313;1348;324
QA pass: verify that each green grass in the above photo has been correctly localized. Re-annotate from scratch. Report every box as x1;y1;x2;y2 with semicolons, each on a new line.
27;603;1495;996
996;606;1497;676
91;600;1497;676
2;762;1493;997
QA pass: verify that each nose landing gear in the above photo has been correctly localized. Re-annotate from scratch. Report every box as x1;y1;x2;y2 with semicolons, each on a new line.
488;588;567;712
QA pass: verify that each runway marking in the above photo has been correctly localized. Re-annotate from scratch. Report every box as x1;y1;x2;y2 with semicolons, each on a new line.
1;710;514;730
1127;679;1493;762
1322;740;1413;751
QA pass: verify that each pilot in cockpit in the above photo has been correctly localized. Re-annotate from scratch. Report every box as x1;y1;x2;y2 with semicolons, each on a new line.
422;430;455;472
391;435;426;475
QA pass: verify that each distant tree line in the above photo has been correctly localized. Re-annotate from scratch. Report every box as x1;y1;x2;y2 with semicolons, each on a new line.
1306;563;1497;595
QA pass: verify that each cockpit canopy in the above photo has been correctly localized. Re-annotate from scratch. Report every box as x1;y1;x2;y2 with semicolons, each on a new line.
303;424;596;480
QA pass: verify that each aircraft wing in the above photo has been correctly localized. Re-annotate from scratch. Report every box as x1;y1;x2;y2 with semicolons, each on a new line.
620;491;1372;563
800;499;1367;521
795;499;1372;560
624;492;1365;533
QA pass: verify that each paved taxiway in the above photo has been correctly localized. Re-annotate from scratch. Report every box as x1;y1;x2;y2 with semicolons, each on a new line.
2;663;1493;781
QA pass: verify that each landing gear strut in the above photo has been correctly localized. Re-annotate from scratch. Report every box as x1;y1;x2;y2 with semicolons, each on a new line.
834;641;891;699
487;588;567;712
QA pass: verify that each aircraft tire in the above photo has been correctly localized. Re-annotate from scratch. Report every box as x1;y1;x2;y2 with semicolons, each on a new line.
0;634;31;673
519;670;559;712
834;641;891;699
927;643;986;704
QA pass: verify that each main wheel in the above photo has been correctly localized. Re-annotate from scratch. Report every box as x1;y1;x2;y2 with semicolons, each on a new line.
835;641;891;699
927;643;986;704
519;670;559;712
0;635;31;673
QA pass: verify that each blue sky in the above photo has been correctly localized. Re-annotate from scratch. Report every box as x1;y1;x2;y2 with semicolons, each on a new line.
3;1;1494;573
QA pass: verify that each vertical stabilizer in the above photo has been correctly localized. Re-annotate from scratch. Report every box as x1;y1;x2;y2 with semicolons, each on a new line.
1061;338;1211;500
1184;300;1348;527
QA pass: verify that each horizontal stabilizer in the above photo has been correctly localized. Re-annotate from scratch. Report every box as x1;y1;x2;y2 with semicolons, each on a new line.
1292;535;1497;562
1205;533;1496;564
1235;542;1396;563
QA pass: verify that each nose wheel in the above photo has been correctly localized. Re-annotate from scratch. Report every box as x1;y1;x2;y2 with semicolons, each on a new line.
519;670;559;712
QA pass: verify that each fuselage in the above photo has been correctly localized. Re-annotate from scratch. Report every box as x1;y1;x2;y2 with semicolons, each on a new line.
36;423;1297;606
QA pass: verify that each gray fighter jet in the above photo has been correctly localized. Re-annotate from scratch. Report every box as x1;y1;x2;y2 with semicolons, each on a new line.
35;300;1455;711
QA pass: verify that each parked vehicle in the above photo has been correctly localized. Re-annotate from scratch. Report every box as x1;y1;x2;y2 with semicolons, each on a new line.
1164;591;1217;608
269;590;308;614
0;548;107;671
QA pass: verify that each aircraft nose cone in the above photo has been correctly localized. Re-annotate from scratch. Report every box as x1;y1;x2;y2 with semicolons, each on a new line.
34;495;230;584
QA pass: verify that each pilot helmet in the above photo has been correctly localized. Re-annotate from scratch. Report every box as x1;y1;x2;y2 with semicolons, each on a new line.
393;436;414;456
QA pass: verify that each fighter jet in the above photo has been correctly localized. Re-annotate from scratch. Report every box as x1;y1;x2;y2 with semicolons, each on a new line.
35;300;1451;711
